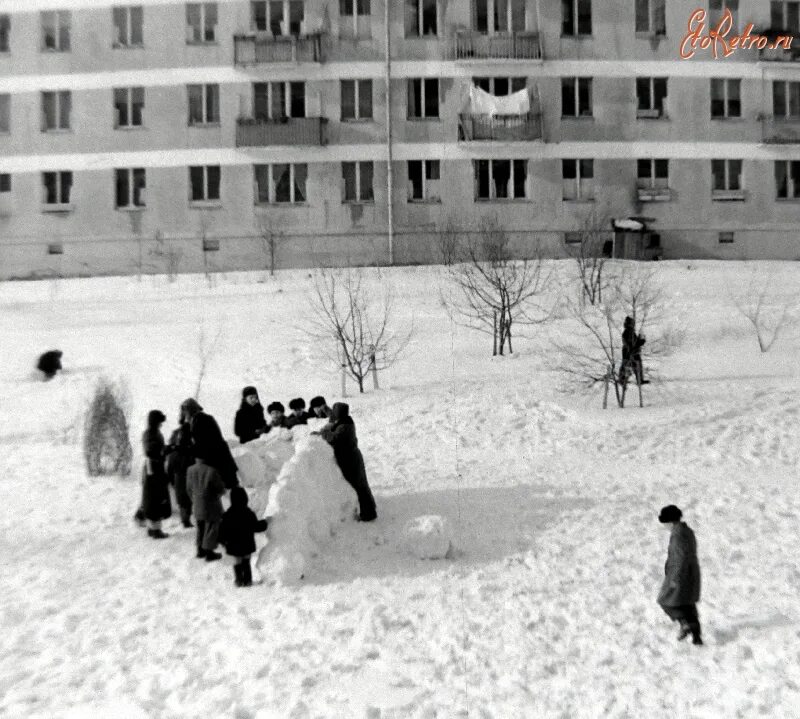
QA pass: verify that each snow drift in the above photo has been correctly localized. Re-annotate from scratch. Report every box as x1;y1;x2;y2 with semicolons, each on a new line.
256;433;358;585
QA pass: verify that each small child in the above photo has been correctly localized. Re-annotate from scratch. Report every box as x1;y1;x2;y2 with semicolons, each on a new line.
219;487;269;587
286;397;309;428
265;401;289;431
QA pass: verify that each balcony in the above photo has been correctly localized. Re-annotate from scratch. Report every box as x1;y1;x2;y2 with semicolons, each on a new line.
761;116;800;143
236;117;328;147
755;27;800;62
458;111;543;141
234;33;325;65
451;30;541;60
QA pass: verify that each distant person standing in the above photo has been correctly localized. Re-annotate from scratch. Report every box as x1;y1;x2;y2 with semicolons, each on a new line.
165;419;195;528
140;410;171;539
180;398;239;489
186;454;225;562
657;505;703;646
234;386;268;444
621;316;648;385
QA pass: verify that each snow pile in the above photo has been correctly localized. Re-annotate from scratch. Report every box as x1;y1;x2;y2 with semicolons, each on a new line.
231;429;296;515
401;515;454;559
256;433;357;585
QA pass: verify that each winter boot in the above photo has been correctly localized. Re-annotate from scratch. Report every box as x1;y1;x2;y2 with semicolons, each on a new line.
204;550;222;562
134;508;146;527
233;563;244;587
240;560;253;586
690;623;703;645
196;549;207;559
148;528;169;539
677;621;691;641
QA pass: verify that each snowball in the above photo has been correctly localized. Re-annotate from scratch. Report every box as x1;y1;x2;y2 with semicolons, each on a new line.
401;515;454;560
256;434;358;585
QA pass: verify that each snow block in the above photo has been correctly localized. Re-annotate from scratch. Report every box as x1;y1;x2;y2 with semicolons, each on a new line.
401;515;454;560
256;434;358;585
231;430;296;516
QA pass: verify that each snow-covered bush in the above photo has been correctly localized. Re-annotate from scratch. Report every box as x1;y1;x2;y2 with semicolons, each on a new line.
83;376;133;477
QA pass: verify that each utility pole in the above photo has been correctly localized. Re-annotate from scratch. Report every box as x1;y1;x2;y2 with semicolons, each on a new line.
385;0;394;264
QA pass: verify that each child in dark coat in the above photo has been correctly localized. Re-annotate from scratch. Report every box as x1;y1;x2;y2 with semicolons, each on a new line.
140;410;171;539
234;386;268;444
219;486;269;587
286;397;310;428
265;401;290;432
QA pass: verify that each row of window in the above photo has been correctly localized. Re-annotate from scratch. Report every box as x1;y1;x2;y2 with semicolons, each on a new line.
2;0;795;54
2;159;799;211
1;78;797;135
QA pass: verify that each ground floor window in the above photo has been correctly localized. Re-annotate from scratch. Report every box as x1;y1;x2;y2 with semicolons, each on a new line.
115;168;146;208
189;165;221;202
342;161;374;202
254;163;307;204
474;159;528;200
407;160;440;202
43;171;72;206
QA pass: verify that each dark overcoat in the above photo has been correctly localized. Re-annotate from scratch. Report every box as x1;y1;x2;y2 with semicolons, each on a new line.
658;522;701;607
234;402;268;444
165;423;194;509
186;459;226;522
219;506;268;557
141;427;171;521
190;411;239;488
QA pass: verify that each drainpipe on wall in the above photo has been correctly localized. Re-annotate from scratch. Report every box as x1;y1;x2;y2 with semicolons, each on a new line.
385;0;394;265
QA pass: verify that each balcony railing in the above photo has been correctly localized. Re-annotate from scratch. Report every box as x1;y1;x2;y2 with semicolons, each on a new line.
761;116;800;143
755;27;800;62
236;117;328;147
234;32;325;65
451;30;541;60
458;111;543;141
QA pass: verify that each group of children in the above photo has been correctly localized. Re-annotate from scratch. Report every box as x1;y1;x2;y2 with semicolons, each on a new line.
136;388;375;588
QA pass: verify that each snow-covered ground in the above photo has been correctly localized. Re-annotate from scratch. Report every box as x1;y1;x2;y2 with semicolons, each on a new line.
1;261;799;719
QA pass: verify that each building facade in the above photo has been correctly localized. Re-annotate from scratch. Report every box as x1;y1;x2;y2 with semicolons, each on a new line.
0;0;800;278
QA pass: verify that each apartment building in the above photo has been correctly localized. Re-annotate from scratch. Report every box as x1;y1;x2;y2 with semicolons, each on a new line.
0;0;799;278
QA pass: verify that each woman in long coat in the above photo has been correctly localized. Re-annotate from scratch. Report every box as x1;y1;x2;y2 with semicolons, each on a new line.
657;505;702;645
319;402;377;522
141;410;171;539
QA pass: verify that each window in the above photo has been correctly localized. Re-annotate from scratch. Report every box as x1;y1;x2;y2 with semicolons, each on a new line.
773;81;800;118
114;87;144;128
342;161;374;202
42;171;73;206
775;160;800;198
189;165;221;202
637;158;669;188
341;80;372;120
41;91;71;131
186;3;217;43
474;159;528;200
709;0;738;31
473;0;525;33
251;1;304;34
253;82;305;119
0;94;8;133
718;231;734;244
710;79;741;118
0;14;10;52
562;0;591;35
254;163;307;203
635;0;666;34
473;77;527;95
113;6;144;47
203;239;220;251
188;84;220;125
636;77;667;117
41;11;71;51
408;160;440;202
115;168;146;208
711;159;742;191
48;243;64;255
405;0;437;36
771;1;800;34
0;174;10;192
562;159;594;200
340;0;370;38
407;78;439;119
562;77;592;117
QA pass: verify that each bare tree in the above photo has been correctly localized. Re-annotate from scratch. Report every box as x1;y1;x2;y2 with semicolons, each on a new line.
728;267;799;352
195;324;224;401
256;216;284;278
436;213;461;267
563;211;612;307
441;214;554;356
149;230;182;282
306;267;413;393
552;264;679;408
199;210;216;287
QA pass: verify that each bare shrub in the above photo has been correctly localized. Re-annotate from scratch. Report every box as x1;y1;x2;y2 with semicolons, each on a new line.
437;213;461;267
195;324;224;402
257;216;284;278
149;230;182;282
563;211;612;306
306;267;413;393
441;214;554;356
83;376;133;476
728;267;799;352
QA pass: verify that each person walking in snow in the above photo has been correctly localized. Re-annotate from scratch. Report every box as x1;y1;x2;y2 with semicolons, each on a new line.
165;419;195;528
140;410;171;539
234;386;268;444
265;401;289;431
286;397;310;428
657;505;703;646
219;486;269;587
620;316;647;385
317;402;377;522
186;454;226;561
180;397;239;489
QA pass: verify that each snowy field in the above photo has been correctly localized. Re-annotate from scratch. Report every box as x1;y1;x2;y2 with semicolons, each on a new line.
1;261;799;719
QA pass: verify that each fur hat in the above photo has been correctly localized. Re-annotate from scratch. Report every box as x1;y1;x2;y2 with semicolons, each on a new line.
624;316;635;328
658;505;683;523
288;397;306;411
267;401;285;414
242;386;259;399
230;486;249;507
309;396;327;409
147;409;166;427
